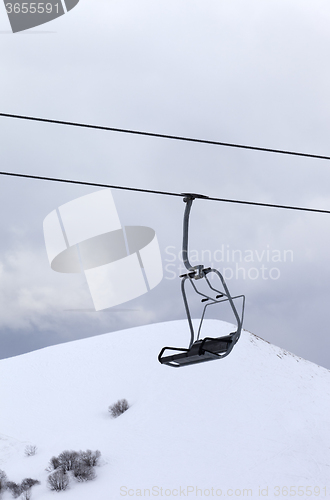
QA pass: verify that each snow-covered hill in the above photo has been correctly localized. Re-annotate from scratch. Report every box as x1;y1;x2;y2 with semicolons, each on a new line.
0;320;329;499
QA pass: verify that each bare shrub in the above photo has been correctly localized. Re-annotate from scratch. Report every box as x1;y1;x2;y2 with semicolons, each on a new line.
47;470;69;491
46;455;61;472
57;450;79;472
5;477;40;498
20;478;40;499
22;490;31;500
24;445;37;457
73;462;96;482
79;449;101;467
46;449;101;490
21;478;40;491
6;481;22;498
108;398;130;418
0;470;7;492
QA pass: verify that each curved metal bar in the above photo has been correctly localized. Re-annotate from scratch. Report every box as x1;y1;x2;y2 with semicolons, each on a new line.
205;270;242;333
184;275;217;343
181;276;195;348
182;270;245;346
203;294;245;324
236;294;246;326
182;197;194;271
197;294;245;341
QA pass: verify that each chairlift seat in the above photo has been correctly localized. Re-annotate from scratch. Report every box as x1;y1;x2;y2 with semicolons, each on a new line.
158;334;235;368
158;194;245;368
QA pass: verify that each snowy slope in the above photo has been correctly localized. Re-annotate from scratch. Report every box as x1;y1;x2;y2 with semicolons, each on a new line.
0;320;329;499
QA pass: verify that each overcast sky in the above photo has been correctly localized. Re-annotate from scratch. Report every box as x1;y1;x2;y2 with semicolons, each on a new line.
1;0;330;369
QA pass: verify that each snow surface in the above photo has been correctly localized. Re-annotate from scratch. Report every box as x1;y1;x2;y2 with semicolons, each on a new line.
0;320;329;499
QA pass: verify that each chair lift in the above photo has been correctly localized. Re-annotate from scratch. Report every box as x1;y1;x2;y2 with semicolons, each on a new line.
158;193;245;368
